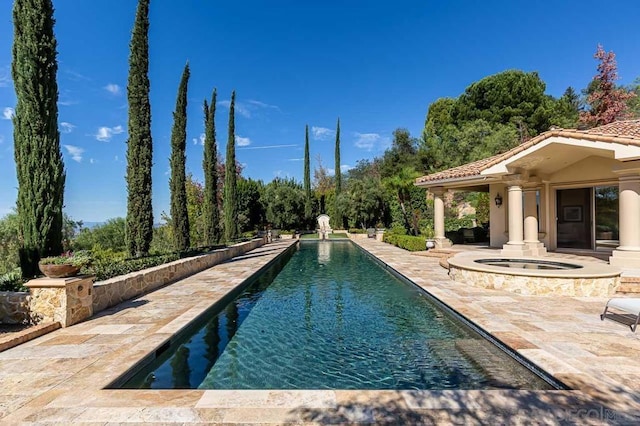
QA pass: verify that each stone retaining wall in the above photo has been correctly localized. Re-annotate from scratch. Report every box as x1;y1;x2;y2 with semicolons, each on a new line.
449;265;619;297
0;291;30;324
92;237;266;313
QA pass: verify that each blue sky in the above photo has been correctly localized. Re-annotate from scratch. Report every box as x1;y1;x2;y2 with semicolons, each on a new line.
1;0;640;222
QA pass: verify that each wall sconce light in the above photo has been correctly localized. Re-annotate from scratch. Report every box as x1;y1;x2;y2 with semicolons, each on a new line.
494;193;503;207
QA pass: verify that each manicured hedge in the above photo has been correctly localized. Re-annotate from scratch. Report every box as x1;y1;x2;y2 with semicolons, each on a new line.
83;253;180;281
382;233;426;251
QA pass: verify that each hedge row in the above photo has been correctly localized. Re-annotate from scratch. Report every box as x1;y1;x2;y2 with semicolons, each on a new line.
382;233;426;252
83;253;181;281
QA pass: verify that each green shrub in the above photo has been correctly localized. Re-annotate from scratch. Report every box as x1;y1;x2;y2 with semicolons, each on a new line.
348;228;367;234
329;233;348;239
383;233;425;251
83;253;180;281
0;268;27;292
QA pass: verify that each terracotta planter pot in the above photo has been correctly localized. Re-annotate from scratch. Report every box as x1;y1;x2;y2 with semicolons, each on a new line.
38;263;81;278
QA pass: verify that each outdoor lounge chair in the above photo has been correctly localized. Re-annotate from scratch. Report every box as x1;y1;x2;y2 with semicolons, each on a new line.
600;298;640;332
367;228;376;238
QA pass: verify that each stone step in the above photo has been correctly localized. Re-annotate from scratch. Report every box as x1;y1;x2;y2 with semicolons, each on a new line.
616;276;640;294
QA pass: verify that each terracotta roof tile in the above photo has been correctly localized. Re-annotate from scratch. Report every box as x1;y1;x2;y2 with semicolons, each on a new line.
416;120;640;185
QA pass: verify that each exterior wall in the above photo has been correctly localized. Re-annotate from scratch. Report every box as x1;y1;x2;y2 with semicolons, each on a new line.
549;156;618;183
489;183;508;247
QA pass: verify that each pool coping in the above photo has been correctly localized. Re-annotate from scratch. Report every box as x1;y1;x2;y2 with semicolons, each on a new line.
1;238;639;423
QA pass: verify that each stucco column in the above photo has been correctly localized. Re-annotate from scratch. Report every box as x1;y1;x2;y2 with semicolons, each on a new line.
431;187;452;248
523;186;547;256
611;175;640;267
501;181;533;256
523;188;538;243
507;184;524;245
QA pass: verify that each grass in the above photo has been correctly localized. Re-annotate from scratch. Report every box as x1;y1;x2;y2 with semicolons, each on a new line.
328;233;349;239
300;233;319;240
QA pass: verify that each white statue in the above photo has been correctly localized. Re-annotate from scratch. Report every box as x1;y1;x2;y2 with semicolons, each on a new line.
317;214;332;239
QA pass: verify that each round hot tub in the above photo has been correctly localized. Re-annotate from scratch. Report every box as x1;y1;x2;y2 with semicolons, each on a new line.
447;254;621;297
474;258;583;271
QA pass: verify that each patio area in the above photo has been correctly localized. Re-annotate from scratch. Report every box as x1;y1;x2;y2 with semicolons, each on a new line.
1;238;639;424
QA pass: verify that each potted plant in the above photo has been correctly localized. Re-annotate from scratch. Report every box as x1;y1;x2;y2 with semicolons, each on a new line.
424;227;436;250
38;251;92;278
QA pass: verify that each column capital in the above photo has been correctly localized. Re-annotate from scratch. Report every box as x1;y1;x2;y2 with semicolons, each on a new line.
430;186;446;197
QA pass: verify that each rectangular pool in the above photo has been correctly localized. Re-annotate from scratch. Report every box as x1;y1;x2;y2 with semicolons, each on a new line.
118;241;556;390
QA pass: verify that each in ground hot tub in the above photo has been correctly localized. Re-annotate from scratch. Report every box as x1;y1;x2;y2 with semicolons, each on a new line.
474;258;583;271
447;254;621;297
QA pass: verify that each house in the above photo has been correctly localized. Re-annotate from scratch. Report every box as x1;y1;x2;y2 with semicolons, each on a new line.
415;120;640;268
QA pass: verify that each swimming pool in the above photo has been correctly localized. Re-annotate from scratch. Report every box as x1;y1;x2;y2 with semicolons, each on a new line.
118;241;555;390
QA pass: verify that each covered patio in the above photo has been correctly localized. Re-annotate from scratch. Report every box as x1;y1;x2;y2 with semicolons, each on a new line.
416;120;640;269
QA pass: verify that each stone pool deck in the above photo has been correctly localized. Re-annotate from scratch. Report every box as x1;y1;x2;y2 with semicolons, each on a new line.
0;238;639;424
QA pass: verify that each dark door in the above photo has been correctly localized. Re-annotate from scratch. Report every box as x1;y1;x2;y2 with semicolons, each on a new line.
556;188;592;249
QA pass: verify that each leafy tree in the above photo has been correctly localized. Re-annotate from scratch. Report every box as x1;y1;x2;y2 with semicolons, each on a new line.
223;91;239;241
550;87;580;128
580;44;636;127
313;155;334;214
0;212;20;275
74;218;127;253
185;174;205;247
262;178;305;230
12;0;66;278
126;0;154;257
169;63;191;251
203;89;222;245
453;70;552;137
303;125;312;224
383;166;420;235
625;78;640;119
237;178;265;232
342;178;386;229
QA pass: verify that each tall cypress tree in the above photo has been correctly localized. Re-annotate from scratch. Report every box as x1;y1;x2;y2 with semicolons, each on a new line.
12;0;65;277
303;125;312;224
203;89;221;245
334;118;342;227
223;91;239;242
169;63;190;251
126;0;153;257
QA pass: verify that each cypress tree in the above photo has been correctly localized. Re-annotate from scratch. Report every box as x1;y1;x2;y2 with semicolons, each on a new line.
303;125;312;223
12;0;65;278
126;0;153;257
203;89;221;245
334;118;342;227
169;63;190;251
223;91;239;242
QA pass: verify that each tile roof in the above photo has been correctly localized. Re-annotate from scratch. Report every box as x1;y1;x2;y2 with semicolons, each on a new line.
416;120;640;185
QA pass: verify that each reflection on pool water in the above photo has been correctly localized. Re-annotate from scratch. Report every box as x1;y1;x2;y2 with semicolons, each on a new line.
119;242;555;390
474;259;583;270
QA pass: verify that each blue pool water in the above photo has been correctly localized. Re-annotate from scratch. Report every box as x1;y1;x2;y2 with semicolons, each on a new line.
120;241;554;390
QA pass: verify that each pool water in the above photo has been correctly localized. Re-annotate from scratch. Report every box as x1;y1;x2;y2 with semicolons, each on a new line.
474;258;583;270
121;241;554;390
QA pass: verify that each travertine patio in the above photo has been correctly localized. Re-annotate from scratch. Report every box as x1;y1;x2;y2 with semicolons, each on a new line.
1;238;639;424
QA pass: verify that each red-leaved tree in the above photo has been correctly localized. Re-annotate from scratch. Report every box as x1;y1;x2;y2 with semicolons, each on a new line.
580;44;636;127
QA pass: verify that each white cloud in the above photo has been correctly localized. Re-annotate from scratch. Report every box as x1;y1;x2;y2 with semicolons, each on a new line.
311;126;334;141
192;133;205;145
0;67;11;87
218;100;251;118
235;135;251;147
89;158;96;164
95;125;124;142
238;143;297;150
287;158;304;161
247;99;281;112
354;132;382;150
2;107;14;120
341;164;352;172
63;144;84;162
60;122;75;133
104;83;121;95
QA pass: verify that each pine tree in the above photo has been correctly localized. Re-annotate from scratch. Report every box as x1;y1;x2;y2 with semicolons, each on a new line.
203;89;221;245
580;44;636;127
12;0;65;278
126;0;154;257
223;91;239;242
169;63;190;251
303;125;312;223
